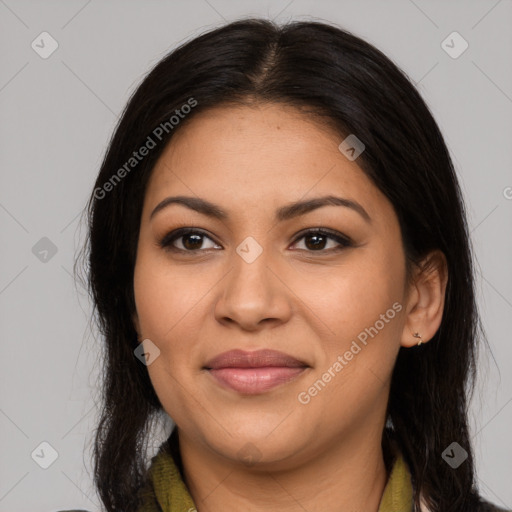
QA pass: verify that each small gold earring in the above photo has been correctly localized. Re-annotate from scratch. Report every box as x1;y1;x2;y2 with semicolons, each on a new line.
413;332;422;346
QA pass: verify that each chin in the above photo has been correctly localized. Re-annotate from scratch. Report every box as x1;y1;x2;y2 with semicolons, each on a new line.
197;420;314;469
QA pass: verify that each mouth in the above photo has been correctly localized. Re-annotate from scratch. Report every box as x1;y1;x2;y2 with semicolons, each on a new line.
203;349;310;395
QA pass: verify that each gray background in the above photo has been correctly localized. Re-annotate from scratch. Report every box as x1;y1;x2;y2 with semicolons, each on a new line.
1;0;511;510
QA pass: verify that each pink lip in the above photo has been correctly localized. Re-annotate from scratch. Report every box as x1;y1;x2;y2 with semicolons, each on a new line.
204;349;309;395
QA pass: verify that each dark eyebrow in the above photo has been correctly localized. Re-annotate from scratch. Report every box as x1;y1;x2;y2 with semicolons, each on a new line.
276;195;371;224
149;195;371;224
150;196;228;221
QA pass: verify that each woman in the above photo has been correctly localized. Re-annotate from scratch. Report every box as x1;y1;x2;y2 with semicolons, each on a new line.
69;17;509;512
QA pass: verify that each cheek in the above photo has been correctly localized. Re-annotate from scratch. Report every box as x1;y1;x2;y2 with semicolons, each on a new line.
298;266;404;430
132;248;218;395
133;249;210;341
302;244;405;380
133;252;205;419
306;256;403;335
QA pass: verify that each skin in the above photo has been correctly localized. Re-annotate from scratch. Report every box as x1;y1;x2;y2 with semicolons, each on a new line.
132;102;448;512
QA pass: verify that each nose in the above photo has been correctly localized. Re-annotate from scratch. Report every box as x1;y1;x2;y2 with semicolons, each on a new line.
214;244;293;332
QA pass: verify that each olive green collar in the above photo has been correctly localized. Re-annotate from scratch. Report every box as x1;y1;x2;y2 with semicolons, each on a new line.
137;432;414;512
377;447;414;511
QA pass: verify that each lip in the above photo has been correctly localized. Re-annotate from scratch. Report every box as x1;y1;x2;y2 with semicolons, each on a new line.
203;349;309;395
204;349;308;369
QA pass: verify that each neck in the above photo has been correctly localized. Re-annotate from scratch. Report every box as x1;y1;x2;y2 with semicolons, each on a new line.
177;427;389;512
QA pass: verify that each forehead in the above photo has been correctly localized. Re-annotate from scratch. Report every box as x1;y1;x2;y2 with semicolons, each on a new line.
144;103;387;222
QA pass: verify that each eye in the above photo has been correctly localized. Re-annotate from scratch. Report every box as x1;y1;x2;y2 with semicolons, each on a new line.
158;227;353;254
158;228;221;252
290;228;353;253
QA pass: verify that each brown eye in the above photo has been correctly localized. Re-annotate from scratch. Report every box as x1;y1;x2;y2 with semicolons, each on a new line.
159;228;221;252
158;227;352;255
290;229;353;253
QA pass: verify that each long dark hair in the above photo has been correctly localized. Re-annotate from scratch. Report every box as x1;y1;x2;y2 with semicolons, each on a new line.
77;17;491;512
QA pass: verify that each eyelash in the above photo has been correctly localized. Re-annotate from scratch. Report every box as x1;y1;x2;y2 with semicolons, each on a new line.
157;227;353;255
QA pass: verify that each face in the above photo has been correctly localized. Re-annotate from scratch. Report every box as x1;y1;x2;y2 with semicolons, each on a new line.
132;103;413;468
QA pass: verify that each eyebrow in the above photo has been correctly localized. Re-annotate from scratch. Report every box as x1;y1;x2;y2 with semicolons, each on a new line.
149;195;371;224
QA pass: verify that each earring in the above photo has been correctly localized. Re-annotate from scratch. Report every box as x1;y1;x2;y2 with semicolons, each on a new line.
413;332;422;346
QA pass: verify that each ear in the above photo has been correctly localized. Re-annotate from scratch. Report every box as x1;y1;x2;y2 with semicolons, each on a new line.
400;249;448;348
